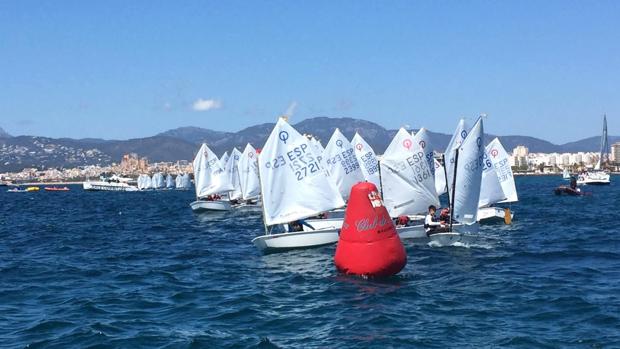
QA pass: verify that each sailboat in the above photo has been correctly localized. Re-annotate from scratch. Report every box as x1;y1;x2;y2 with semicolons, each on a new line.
379;127;442;240
237;143;262;209
225;148;244;202
165;174;175;189
251;118;345;253
351;132;381;189
477;138;518;224
190;143;235;212
563;168;571;180
323;129;365;201
431;118;485;244
151;172;165;189
175;173;191;190
137;174;151;190
578;115;611;185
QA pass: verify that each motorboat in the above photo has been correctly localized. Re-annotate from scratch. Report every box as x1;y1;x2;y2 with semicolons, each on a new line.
44;186;70;192
83;175;138;192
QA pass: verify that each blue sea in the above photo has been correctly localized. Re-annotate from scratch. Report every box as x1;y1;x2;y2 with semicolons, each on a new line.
1;176;619;348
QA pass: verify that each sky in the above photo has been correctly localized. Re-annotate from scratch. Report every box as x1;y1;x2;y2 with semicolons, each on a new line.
1;0;619;143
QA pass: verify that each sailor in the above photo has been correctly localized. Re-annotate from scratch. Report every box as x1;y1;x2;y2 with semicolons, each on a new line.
570;177;578;190
424;205;450;236
288;219;315;232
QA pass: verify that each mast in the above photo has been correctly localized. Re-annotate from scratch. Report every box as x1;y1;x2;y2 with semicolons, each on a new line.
599;114;609;169
449;149;459;231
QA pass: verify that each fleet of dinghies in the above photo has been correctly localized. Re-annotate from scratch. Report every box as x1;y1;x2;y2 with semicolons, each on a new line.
191;116;519;253
137;173;191;190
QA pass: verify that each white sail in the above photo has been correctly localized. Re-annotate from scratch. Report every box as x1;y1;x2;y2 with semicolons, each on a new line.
175;174;183;188
152;172;165;189
144;175;153;189
453;118;484;225
259;118;344;226
178;173;191;189
192;143;234;198
137;174;150;190
238;143;261;200
309;137;326;166
380;128;440;217
445;119;470;201
323;129;365;200
219;151;229;168
166;174;175;189
595;115;609;170
351;132;381;188
485;138;518;203
226;148;243;200
478;149;504;208
412;127;438;198
434;159;447;196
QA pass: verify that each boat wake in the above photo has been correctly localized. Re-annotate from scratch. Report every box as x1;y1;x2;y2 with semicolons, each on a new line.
427;239;493;250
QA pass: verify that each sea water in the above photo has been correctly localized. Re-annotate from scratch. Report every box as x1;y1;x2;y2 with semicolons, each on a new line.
1;176;619;348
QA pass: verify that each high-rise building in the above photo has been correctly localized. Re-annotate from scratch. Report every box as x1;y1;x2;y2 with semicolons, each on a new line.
612;142;620;164
512;145;529;158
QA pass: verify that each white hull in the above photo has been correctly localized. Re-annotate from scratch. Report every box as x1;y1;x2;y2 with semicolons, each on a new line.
428;232;463;246
396;222;472;240
82;181;138;192
299;218;344;231
233;202;263;212
477;207;513;224
577;171;610;185
190;200;232;212
252;229;340;254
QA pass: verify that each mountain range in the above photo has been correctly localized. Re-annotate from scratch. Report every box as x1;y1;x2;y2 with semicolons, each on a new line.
0;117;614;172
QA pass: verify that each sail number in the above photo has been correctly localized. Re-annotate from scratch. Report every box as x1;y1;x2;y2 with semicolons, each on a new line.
326;148;361;175
264;143;322;181
386;151;433;185
360;152;379;175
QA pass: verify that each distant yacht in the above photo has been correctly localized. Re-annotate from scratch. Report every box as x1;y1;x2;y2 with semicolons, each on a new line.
578;115;611;185
83;175;139;192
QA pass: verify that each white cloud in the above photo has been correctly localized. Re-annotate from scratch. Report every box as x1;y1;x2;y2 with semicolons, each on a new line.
192;98;222;111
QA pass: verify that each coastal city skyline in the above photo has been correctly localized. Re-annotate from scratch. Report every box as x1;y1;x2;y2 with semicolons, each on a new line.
1;1;619;142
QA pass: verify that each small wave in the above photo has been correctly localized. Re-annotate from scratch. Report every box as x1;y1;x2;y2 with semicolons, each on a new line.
427;240;493;249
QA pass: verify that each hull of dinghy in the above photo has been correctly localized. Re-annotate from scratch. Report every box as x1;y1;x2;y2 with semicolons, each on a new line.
190;200;232;212
477;207;513;224
252;229;340;254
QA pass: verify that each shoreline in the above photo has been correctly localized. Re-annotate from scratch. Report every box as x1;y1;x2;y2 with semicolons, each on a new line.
6;181;84;186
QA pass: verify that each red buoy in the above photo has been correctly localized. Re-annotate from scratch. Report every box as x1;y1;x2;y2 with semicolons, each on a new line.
334;182;407;277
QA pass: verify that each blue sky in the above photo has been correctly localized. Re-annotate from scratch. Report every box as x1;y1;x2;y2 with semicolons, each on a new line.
1;1;618;142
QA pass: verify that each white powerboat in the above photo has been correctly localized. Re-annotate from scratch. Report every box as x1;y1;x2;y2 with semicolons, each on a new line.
83;175;138;192
577;171;610;185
